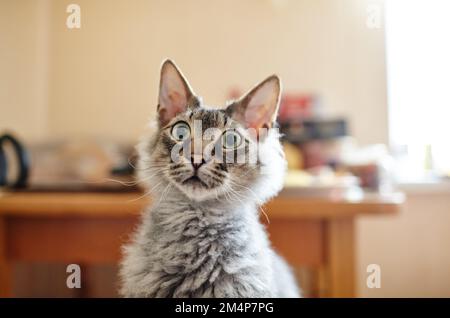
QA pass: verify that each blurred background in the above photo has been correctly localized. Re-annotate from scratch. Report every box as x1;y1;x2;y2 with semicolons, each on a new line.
1;0;450;297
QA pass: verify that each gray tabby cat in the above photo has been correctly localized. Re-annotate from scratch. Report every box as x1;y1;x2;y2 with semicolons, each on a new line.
119;60;300;297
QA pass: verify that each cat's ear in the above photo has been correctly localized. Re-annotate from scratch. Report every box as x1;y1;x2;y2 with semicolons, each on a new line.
227;75;281;134
157;59;196;126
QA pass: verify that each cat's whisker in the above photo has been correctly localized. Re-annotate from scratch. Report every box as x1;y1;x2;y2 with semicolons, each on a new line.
127;156;138;169
223;183;245;205
228;179;261;201
259;206;270;224
227;179;270;223
237;165;259;179
126;180;165;203
227;187;245;205
140;167;171;179
126;189;153;203
134;174;162;186
82;178;139;187
221;184;234;204
155;183;172;206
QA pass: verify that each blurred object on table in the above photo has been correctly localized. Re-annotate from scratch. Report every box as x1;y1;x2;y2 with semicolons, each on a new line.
340;144;394;192
278;93;324;121
284;168;362;200
278;92;347;144
300;137;353;169
23;138;137;192
276;91;394;193
277;92;350;169
281;118;348;145
0;132;29;189
283;138;394;193
283;142;304;170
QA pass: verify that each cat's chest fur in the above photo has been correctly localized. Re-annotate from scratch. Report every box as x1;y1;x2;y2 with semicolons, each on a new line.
121;202;275;297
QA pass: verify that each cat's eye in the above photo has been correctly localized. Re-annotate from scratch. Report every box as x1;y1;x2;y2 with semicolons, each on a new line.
222;130;242;149
171;122;190;141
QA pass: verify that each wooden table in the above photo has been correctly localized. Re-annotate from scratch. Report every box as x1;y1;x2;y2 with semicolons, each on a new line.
0;190;403;297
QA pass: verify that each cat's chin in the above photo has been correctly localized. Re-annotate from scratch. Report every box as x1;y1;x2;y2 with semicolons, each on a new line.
178;186;217;201
172;179;223;202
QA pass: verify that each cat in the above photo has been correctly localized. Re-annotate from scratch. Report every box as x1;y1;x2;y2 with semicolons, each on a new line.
119;59;300;297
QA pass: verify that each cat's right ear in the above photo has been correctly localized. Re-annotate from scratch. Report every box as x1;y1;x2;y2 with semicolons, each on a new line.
157;59;196;126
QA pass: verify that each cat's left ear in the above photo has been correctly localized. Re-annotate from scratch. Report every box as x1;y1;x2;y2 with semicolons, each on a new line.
227;75;281;133
157;59;196;126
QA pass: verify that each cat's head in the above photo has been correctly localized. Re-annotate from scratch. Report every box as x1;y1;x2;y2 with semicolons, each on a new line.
138;59;286;203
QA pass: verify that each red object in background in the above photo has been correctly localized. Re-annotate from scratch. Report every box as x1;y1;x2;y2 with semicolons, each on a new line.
278;94;318;122
302;141;327;169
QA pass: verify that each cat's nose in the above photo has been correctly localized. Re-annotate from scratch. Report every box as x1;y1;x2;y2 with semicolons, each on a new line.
191;155;205;170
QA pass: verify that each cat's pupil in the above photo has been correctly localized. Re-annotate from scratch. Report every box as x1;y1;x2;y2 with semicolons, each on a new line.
172;122;190;141
177;128;187;139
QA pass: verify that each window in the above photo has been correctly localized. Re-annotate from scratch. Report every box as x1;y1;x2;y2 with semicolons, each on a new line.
385;0;450;181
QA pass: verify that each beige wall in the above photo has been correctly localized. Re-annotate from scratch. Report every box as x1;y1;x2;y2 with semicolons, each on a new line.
0;0;50;140
357;192;450;297
2;0;388;144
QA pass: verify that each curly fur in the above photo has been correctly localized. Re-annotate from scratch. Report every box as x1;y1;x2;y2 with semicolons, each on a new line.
119;61;300;298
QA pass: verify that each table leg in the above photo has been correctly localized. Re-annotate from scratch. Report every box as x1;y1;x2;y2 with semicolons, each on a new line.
0;217;12;297
325;218;355;297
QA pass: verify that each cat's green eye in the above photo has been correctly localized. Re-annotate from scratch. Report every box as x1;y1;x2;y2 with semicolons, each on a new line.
171;122;190;141
222;130;242;149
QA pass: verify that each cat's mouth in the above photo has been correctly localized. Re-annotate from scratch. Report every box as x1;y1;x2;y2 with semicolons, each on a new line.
182;175;208;188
